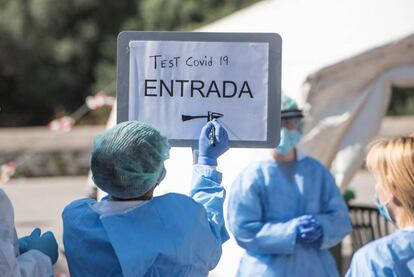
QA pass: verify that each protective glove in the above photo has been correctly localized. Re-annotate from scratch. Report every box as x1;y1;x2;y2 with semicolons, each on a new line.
298;215;319;228
297;215;323;244
25;228;59;264
198;120;229;166
18;235;30;254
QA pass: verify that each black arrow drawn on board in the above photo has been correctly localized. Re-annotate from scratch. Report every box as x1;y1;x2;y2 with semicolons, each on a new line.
181;111;224;146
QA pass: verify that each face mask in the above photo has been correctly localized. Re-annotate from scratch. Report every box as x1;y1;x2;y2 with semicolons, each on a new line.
374;194;394;224
276;128;302;155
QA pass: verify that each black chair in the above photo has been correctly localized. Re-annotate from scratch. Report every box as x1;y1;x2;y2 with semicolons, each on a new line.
348;205;393;253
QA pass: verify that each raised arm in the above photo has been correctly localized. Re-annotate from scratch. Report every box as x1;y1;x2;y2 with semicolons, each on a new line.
190;120;230;244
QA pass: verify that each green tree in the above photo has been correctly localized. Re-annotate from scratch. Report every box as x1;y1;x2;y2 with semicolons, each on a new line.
0;0;260;126
387;86;414;116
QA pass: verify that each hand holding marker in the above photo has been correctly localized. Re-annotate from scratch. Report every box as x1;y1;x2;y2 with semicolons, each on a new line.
181;111;224;146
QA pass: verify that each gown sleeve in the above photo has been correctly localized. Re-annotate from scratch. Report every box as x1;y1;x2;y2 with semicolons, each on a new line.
190;165;230;245
345;244;388;277
0;189;53;277
346;249;370;277
314;169;352;249
227;164;299;255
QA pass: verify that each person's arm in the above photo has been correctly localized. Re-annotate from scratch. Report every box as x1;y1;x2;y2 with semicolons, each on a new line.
227;166;299;255
0;241;53;277
0;189;53;277
190;120;230;244
191;165;229;244
314;170;352;249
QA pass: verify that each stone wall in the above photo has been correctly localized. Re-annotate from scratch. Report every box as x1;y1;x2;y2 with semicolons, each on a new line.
0;126;104;177
0;116;412;177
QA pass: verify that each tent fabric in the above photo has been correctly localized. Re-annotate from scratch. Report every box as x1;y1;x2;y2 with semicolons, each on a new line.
197;0;414;191
300;35;414;190
198;0;414;102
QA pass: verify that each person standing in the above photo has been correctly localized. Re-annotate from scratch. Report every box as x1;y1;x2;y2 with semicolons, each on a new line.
227;96;352;276
63;120;229;276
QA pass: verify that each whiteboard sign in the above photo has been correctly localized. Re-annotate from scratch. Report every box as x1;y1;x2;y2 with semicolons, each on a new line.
117;32;281;148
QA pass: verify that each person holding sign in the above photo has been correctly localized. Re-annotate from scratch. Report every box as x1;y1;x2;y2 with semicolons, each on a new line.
346;135;414;277
227;96;352;277
62;120;229;276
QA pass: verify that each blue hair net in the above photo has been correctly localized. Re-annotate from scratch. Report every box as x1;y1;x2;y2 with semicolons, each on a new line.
90;121;170;199
281;95;299;111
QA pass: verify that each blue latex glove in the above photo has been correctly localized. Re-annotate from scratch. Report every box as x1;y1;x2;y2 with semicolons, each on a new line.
25;228;59;264
198;120;229;166
18;235;30;254
297;215;323;244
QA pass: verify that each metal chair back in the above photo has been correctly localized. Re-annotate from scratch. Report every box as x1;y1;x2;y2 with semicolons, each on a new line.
348;205;393;253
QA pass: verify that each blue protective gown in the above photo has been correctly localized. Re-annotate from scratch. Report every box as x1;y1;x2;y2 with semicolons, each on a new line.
227;156;352;277
346;229;414;277
62;165;229;277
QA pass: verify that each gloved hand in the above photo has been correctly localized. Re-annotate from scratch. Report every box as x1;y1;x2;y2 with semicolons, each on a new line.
24;228;59;264
18;235;30;254
198;119;229;166
297;215;323;244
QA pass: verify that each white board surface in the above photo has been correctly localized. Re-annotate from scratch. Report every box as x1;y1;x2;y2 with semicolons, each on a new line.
117;32;281;148
128;40;269;141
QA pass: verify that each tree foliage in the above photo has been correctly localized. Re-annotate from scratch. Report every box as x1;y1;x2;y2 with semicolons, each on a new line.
387;87;414;116
0;0;259;126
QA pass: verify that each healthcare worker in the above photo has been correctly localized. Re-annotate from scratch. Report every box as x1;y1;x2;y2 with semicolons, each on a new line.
346;135;414;277
0;188;59;276
62;120;229;276
227;96;352;277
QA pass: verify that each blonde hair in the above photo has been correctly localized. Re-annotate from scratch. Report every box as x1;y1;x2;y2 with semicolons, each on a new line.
366;134;414;224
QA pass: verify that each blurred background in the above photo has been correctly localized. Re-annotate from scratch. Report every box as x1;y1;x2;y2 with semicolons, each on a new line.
0;0;413;276
0;0;260;127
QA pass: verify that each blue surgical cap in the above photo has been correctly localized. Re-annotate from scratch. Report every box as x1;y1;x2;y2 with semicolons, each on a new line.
282;95;299;111
90;121;170;199
281;95;304;132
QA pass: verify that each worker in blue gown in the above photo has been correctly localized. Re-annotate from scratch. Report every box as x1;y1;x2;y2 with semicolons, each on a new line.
346;135;414;277
227;96;352;277
62;120;230;276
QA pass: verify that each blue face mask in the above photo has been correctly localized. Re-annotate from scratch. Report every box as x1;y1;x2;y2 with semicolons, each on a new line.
374;194;394;223
276;128;302;155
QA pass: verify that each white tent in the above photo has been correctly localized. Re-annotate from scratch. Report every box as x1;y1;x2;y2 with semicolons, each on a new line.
300;34;414;190
102;0;414;275
198;0;414;191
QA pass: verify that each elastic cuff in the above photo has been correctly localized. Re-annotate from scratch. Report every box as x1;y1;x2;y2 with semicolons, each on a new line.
193;164;222;184
197;156;217;166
